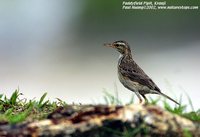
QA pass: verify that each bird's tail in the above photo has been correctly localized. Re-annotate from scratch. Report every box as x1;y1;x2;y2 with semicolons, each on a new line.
158;92;180;105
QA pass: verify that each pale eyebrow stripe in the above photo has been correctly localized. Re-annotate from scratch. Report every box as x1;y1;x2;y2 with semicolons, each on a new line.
116;42;126;46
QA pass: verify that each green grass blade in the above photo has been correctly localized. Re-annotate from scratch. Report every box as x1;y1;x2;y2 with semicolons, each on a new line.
149;97;160;105
5;108;13;116
8;110;30;124
9;89;22;105
0;94;3;99
38;92;48;108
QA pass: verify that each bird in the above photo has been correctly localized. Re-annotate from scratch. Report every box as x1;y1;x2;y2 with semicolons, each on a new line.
104;40;180;105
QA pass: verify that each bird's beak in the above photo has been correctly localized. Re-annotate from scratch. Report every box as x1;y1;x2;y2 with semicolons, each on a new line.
104;43;115;48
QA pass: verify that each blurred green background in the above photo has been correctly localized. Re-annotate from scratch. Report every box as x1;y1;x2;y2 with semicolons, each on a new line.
0;0;199;109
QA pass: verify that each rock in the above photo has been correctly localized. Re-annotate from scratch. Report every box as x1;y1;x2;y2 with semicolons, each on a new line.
0;104;199;137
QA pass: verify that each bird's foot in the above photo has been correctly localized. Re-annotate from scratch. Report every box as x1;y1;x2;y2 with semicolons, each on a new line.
139;99;145;105
138;99;148;105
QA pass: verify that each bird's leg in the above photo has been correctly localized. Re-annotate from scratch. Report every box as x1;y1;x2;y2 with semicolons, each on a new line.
135;91;143;104
141;94;148;104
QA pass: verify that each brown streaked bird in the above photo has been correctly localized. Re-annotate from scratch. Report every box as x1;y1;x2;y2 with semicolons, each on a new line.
104;40;180;105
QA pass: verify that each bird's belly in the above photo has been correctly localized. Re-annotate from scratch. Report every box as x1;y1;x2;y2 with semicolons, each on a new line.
118;72;150;93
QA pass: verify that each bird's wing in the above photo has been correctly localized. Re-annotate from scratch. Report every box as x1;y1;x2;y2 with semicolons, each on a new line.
119;61;161;92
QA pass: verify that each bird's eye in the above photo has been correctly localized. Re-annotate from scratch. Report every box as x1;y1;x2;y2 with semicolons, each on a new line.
118;45;124;50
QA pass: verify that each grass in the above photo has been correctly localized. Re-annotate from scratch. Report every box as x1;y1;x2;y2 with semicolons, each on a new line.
0;89;67;124
0;89;199;137
102;90;199;137
102;90;200;122
0;89;199;125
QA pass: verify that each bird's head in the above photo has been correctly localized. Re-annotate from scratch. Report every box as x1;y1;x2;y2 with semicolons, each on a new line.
104;40;131;55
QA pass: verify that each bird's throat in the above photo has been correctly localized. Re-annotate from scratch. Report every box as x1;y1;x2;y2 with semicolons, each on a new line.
118;54;124;66
118;53;133;65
